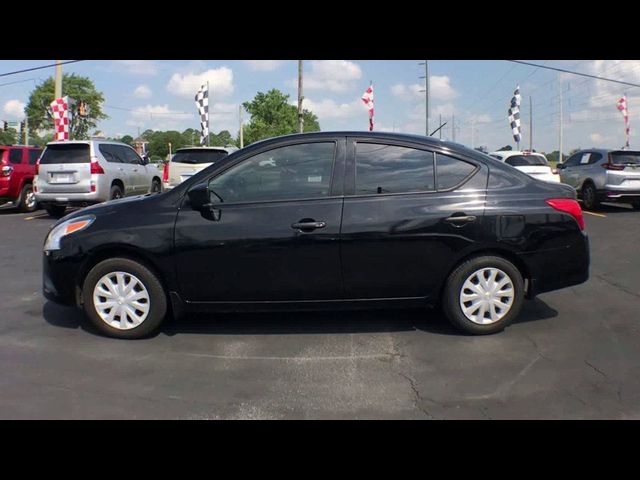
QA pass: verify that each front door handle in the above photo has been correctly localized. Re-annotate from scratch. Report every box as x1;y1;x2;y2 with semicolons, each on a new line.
444;215;477;226
291;220;327;231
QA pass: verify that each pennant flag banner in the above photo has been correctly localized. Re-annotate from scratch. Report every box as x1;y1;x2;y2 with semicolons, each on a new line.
195;85;209;145
508;85;521;145
617;95;630;148
362;84;374;131
50;96;71;141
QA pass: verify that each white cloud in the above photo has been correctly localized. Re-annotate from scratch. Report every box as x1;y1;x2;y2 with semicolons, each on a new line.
288;60;362;93
114;60;159;76
167;67;234;98
589;132;609;144
3;99;25;119
133;84;152;99
391;76;457;101
244;60;286;71
299;98;364;120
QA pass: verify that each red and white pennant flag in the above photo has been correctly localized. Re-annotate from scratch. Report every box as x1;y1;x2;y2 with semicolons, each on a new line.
361;84;374;131
617;95;630;148
50;96;71;141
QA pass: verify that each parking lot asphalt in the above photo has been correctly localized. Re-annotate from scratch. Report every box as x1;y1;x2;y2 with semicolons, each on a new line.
1;203;639;419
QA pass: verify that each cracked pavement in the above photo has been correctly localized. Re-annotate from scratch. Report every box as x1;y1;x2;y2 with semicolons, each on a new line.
1;203;639;419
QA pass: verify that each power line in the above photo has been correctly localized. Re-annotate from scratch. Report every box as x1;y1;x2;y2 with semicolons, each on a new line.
0;60;84;79
0;77;38;87
507;60;640;88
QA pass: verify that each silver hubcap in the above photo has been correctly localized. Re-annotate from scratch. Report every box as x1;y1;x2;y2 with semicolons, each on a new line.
25;190;36;208
92;271;150;330
459;267;515;325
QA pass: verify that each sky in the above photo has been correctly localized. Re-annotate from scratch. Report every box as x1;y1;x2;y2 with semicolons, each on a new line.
1;59;639;154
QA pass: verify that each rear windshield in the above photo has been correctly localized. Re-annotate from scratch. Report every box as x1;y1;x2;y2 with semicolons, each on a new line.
40;144;90;164
610;152;640;165
504;155;548;167
172;149;228;164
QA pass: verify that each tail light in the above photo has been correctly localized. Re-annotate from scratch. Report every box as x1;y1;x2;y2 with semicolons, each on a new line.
90;159;105;174
1;165;13;177
35;158;40;175
162;162;169;183
546;198;585;231
551;168;558;175
602;162;624;171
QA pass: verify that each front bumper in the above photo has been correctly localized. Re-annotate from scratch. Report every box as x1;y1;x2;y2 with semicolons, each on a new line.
42;251;82;306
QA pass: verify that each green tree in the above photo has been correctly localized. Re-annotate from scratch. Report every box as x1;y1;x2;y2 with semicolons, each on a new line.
242;89;320;145
25;74;108;140
146;130;189;159
0;128;17;145
210;129;233;146
120;135;134;146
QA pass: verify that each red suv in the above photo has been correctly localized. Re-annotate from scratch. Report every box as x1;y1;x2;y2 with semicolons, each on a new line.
0;145;43;212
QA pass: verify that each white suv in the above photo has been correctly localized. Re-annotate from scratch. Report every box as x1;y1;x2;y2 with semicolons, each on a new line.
489;150;560;183
162;146;237;190
35;140;162;218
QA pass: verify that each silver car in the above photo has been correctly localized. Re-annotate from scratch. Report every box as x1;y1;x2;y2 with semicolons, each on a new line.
558;149;640;210
35;139;162;217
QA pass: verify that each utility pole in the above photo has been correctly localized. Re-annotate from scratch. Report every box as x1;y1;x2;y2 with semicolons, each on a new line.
298;60;304;133
471;117;475;148
452;114;455;142
24;116;29;146
419;61;429;136
439;114;442;139
559;74;563;163
239;104;244;148
529;96;533;151
54;60;62;99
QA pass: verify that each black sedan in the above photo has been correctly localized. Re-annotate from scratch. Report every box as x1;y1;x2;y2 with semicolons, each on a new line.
42;132;590;338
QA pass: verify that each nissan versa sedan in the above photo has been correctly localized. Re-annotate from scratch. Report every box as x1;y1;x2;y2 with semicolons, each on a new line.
42;132;590;339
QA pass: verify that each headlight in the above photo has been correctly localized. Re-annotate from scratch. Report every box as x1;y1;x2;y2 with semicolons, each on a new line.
44;215;96;251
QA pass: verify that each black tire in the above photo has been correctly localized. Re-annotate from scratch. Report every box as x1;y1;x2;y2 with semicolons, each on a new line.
17;183;38;213
151;179;161;194
45;205;66;218
442;255;524;335
110;184;124;200
82;257;167;339
581;182;599;210
631;200;640;211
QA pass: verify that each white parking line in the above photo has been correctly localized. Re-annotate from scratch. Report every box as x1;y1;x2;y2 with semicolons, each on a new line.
24;213;50;220
583;211;607;218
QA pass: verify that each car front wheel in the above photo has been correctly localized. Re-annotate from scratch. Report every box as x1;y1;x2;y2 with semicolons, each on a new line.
82;258;167;339
442;255;524;335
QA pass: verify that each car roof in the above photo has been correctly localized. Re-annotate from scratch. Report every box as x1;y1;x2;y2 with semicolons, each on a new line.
45;139;132;147
175;146;231;152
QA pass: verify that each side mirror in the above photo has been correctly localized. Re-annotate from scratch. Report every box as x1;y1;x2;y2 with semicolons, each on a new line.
187;183;221;221
556;163;565;170
141;155;150;165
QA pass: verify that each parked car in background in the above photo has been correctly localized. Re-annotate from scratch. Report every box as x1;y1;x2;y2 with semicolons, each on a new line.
43;132;589;339
35;140;162;218
558;148;640;210
162;146;237;190
0;144;43;212
489;150;560;183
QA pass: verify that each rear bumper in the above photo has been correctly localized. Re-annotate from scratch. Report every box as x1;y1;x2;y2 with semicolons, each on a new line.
598;188;640;202
35;191;107;207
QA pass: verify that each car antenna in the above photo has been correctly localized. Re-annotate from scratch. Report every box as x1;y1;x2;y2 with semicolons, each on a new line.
429;122;447;137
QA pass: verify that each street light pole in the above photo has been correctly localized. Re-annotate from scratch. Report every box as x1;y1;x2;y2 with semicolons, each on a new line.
54;60;62;99
298;60;304;133
419;61;429;136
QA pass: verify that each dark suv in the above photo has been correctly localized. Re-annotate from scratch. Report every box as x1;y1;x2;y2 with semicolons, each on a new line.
0;144;43;212
42;132;590;339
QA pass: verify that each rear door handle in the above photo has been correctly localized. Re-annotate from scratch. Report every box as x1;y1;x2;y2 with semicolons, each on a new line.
291;221;327;231
444;215;477;226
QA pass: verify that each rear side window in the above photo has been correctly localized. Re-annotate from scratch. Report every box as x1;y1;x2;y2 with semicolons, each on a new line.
8;149;22;164
40;144;90;164
504;155;548;167
99;144;122;163
28;149;42;165
436;153;477;190
173;149;228;164
355;143;435;194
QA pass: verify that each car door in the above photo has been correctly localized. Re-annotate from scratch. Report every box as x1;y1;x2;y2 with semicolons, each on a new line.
559;153;581;187
173;138;345;302
112;145;140;195
121;145;147;194
340;138;488;300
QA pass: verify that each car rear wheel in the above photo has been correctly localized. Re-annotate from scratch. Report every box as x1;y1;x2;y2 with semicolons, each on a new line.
581;182;599;210
151;179;161;193
45;205;66;218
110;185;123;200
442;255;524;335
82;257;167;339
17;183;38;213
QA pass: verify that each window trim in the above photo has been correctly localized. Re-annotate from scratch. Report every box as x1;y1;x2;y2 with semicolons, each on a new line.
200;139;341;206
346;137;481;199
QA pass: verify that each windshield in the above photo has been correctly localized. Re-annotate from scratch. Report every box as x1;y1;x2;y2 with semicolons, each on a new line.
610;152;640;165
172;149;228;164
505;155;548;167
40;144;90;164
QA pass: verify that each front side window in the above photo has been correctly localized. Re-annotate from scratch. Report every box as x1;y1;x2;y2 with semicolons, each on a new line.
563;154;581;167
208;142;335;203
355;143;435;195
436;153;477;190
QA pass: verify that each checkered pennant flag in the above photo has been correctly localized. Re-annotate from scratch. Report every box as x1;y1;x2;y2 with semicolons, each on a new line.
508;85;521;144
50;96;72;141
194;85;209;145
